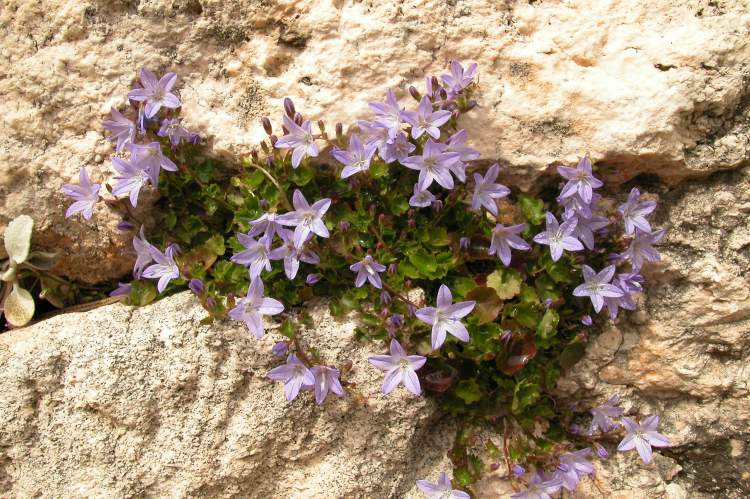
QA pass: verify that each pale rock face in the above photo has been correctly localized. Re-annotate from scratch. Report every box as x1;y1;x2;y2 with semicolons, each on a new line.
1;0;749;282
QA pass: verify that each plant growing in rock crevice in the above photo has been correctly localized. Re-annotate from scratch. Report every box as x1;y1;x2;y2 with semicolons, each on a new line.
63;62;669;497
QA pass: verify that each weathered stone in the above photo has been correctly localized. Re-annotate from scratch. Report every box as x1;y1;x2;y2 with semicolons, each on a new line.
2;0;749;282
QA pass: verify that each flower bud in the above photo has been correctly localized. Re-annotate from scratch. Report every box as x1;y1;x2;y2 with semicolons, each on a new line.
251;149;259;162
305;273;321;285
439;88;448;101
407;304;417;317
581;314;593;326
569;423;582;435
378;213;386;223
188;278;204;295
116;220;135;232
272;341;289;357
512;464;525;477
451;109;460;121
380;291;392;306
189;132;201;144
431;200;443;212
459;237;470;250
376;241;385;251
341;359;353;371
431;76;440;93
409;85;421;101
261;117;273;135
259;199;270;210
489;463;500;472
260;141;269;154
335;122;344;141
283;97;296;117
595;443;609;459
379;307;390;318
466;99;477;112
404;279;412;289
317;119;326;134
407;209;415;219
543;298;554;308
269;134;278;146
206;297;217;309
408;219;416;229
387;263;397;275
501;329;512;342
293;112;303;126
338;220;350;232
389;314;404;328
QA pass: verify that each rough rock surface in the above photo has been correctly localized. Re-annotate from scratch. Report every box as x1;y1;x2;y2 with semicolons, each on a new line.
2;0;749;282
0;292;455;498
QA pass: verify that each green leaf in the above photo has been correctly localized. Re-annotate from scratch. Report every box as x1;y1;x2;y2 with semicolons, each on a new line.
455;378;483;404
465;287;502;324
4;215;33;264
505;303;541;329
4;284;35;326
245;170;266;189
541;253;574;284
452;277;476;299
369;161;389;179
204;234;225;256
289;165;315;186
280;319;296;339
487;268;522;300
536;308;559;342
518;194;545;225
453;467;474;487
512;379;541;415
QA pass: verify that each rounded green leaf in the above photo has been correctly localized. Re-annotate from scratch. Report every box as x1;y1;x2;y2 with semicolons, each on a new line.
4;284;35;327
4;215;33;265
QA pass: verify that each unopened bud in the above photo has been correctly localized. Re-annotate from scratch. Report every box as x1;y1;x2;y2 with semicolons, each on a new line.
294;112;303;126
188;279;204;295
439;88;448;101
261;117;273;135
335;122;344;141
595;443;609;459
251;149;259;162
404;279;412;289
341;359;353;371
466;99;477;111
408;219;416;229
451;109;460;121
116;220;135;232
305;273;321;285
260;199;270;210
206;297;217;309
387;263;398;275
269;134;278;146
459;237;470;250
283;97;296;117
409;85;421;101
339;220;350;232
431;76;440;92
317;119;326;134
378;213;386;223
380;291;392;306
432;200;443;212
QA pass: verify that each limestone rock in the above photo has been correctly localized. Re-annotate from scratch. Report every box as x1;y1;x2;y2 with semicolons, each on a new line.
2;0;749;282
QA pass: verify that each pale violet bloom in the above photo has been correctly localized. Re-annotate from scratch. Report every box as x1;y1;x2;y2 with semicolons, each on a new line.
229;278;284;339
157;118;192;146
621;229;665;270
142;244;180;293
127;67;181;118
557;156;603;204
350;255;386;289
132;226;153;278
111;157;151;207
559;191;601;219
445;129;480;182
563;211;609;250
415;472;469;499
102;107;136;152
401;140;460;192
275;114;319;168
248;211;282;240
533;212;584;262
415;284;476;349
277;189;331;247
588;394;624;435
604;273;643;319
268;228;319;280
231;234;273;279
441;60;478;96
618;188;657;235
489;223;530;266
129;142;178;185
310;365;345;405
62;167;100;220
332;133;377;179
358;119;393;159
368;338;426;395
556;448;594;491
409;184;436;208
617;415;669;464
267;353;314;401
471;163;510;215
572;265;624;313
384;132;416;163
511;472;563;499
369;88;403;139
402;96;452;140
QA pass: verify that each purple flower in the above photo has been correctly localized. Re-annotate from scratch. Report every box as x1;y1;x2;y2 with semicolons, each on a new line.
188;278;204;295
129;142;178;185
573;265;624;313
127;67;181;119
229;278;284;339
445;129;480;182
383;132;416;163
109;282;131;297
409;184;436;208
459;237;471;250
618;188;657;235
358;119;392;160
603;272;642;319
559;191;601;219
231;234;273;280
557;448;594;491
305;273;321;285
62;168;100;220
132;226;153;278
310;365;345;404
441;60;478;96
369;88;403;139
488;223;530;266
581;314;593;326
275;114;319;168
512;464;525;478
157;118;192;146
277;189;331;246
511;472;563;499
332;133;377;179
380;290;392;305
557;156;603;204
415;472;469;499
368;338;426;395
402;96;452;140
350;255;387;289
111;157;151;207
472;164;510;215
621;229;665;270
415;284;475;349
267;353;314;401
617;415;669;464
588;394;624;434
401;140;460;191
142;244;180;293
533;212;584;262
563;212;609;250
268;228;320;280
248;211;282;240
272;341;289;357
102;107;136;152
117;220;135;232
595;443;610;459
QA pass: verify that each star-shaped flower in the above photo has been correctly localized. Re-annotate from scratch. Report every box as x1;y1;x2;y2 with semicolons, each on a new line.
415;285;475;349
621;229;665;270
533;212;584;262
332;133;377;179
275;114;319;168
127;67;181;118
489;223;530;266
401;140;460;192
472;163;510;215
556;448;594;491
562;212;609;250
557;156;603;204
511;472;562;499
277;189;331;247
268;228;319;280
267;353;314;402
368;338;426;395
102;107;135;152
416;472;469;499
132;226;154;279
142;244;180;293
369;88;403;139
618;188;657;235
383;131;416;163
402;96;452;140
62;168;100;220
358;119;393;160
247;211;282;240
588;394;624;434
111;157;151;208
129;142;178;186
157;118;192;147
230;234;273;280
440;60;478;96
409;184;437;208
310;365;345;405
617;415;669;464
572;265;624;313
229;278;284;339
445;129;480;183
350;255;386;289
